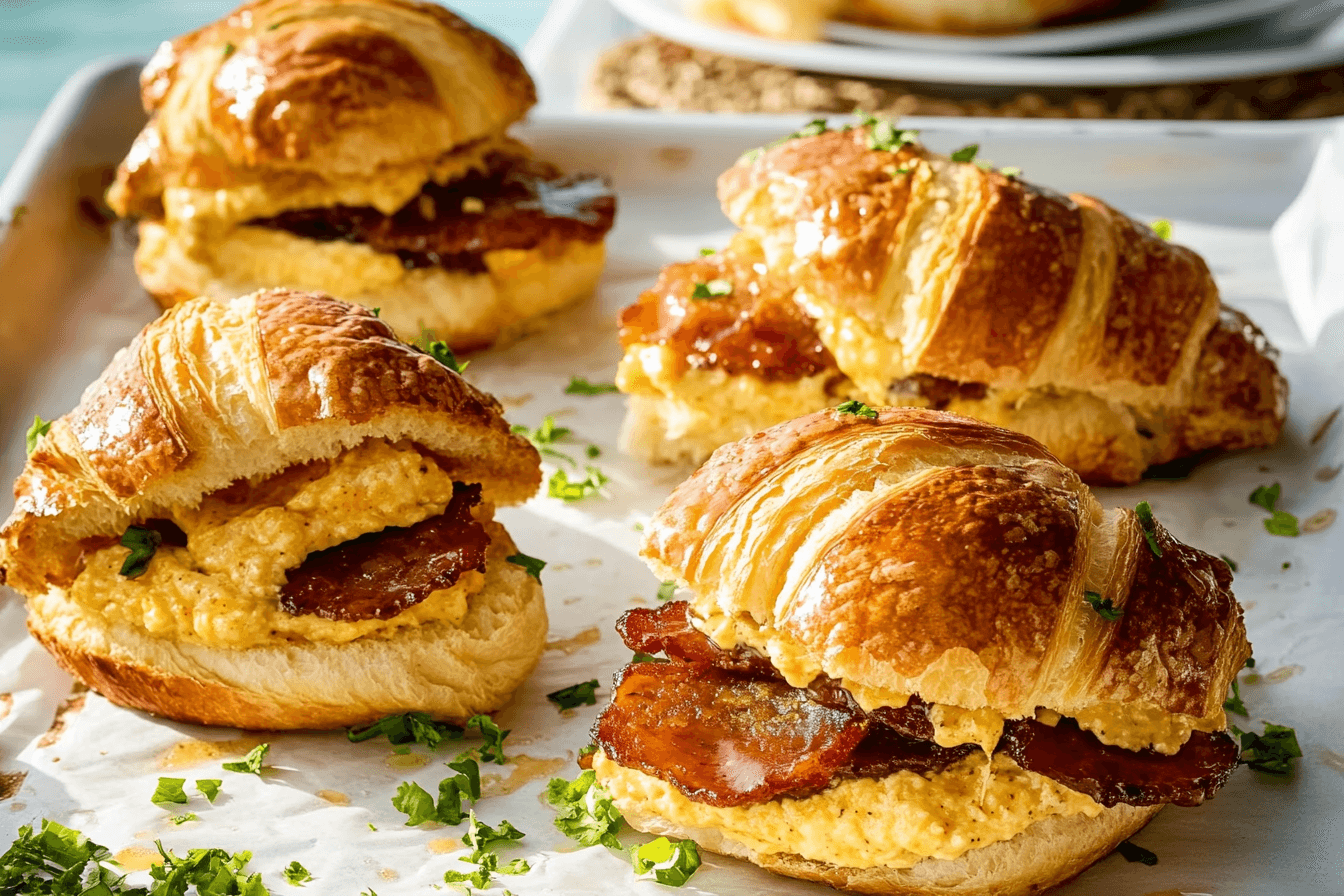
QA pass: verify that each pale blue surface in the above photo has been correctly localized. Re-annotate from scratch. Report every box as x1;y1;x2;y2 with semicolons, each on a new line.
0;0;553;180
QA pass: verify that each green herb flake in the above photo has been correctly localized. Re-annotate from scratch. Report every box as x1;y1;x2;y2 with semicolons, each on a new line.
223;42;236;57
1250;483;1281;512
507;553;546;582
392;781;438;826
1236;722;1302;776
466;714;510;764
511;414;575;466
118;525;163;578
631;651;664;664
1116;839;1158;865
546;769;623;848
631;837;702;887
25;416;51;455
426;340;469;374
950;143;980;163
149;843;268;896
690;279;733;300
699;247;717;256
835;400;878;419
586;444;601;458
1083;591;1122;621
0;819;141;895
862;116;919;153
1265;511;1300;537
1134;502;1163;557
565;376;619;395
547;679;600;710
196;779;222;802
222;742;269;775
657;580;677;602
1151;218;1173;241
1246;656;1256;668
435;755;483;825
464;812;526;858
370;306;380;317
579;744;598;759
1224;677;1247;716
347;711;463;749
169;813;198;826
547;466;609;502
283;861;312;886
793;119;829;139
1220;554;1238;574
999;166;1023;179
152;777;189;806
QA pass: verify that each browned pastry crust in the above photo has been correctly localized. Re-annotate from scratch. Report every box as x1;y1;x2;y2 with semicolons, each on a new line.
618;125;1286;483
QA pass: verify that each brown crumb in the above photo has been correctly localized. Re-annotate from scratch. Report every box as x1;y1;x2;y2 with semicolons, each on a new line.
0;771;26;801
587;35;1344;121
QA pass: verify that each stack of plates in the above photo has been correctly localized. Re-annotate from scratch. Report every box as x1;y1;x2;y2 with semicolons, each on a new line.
606;0;1344;85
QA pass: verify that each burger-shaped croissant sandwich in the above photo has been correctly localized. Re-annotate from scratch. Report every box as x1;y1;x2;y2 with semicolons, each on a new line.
107;0;616;351
591;407;1248;895
0;289;546;729
617;123;1286;484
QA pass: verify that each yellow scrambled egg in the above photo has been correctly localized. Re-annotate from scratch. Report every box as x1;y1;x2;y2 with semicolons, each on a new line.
67;439;486;649
593;750;1101;870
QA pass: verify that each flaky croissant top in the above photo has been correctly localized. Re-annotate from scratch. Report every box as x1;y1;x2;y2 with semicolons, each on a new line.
107;0;535;223
0;288;540;596
642;407;1248;735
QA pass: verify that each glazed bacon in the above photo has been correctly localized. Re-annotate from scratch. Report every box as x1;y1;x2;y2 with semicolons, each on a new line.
600;601;1240;808
279;482;489;622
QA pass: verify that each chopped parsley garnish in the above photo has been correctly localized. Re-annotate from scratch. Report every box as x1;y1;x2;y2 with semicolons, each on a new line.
152;777;189;806
223;42;236;57
25;416;51;455
565;376;619;395
1083;591;1122;621
196;779;222;802
426;340;469;374
507;553;546;582
1151;219;1173;240
860;115;918;153
546;769;623;848
169;814;197;826
631;837;702;887
1134;502;1163;557
1224;678;1247;716
392;781;441;826
1116;840;1158;865
835;400;878;419
0;819;139;895
283;861;312;886
1249;483;1299;536
690;279;733;300
150;843;269;895
699;247;717;256
348;712;460;749
222;742;269;775
443;813;530;889
1234;722;1302;776
465;714;510;764
547;679;600;710
119;525;163;578
548;466;609;502
370;306;380;317
512;415;575;465
884;164;912;177
464;813;526;856
950;143;980;163
586;444;601;458
657;580;677;602
631;651;664;663
579;744;598;759
1220;554;1238;574
999;166;1023;179
792;119;829;139
438;756;483;825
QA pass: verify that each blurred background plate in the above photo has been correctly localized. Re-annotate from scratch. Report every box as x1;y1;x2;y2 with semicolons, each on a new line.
607;0;1344;84
826;0;1307;55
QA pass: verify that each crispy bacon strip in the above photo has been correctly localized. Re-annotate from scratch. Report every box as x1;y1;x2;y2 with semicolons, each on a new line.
619;601;776;675
998;717;1240;808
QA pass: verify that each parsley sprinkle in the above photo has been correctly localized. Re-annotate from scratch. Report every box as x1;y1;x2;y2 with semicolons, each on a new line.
1134;502;1163;557
223;42;236;57
507;553;546;582
426;340;469;374
547;679;600;710
699;247;717;256
631;651;664;664
512;415;575;465
579;744;599;759
548;466;609;501
950;144;980;163
149;843;267;895
347;712;462;749
657;580;677;602
466;714;510;764
1249;483;1281;512
25;416;51;455
631;837;702;887
152;777;189;806
586;444;601;458
546;770;623;848
284;861;312;886
862;116;919;153
370;307;380;317
999;166;1022;178
119;525;162;578
170;813;198;826
196;779;222;802
222;742;269;775
835;400;878;419
1151;219;1173;241
391;781;438;826
0;820;136;894
793;119;829;139
691;279;733;300
565;376;619;395
1083;591;1123;621
1249;484;1299;536
1116;840;1158;865
1224;677;1247;716
1235;722;1302;776
1220;554;1238;574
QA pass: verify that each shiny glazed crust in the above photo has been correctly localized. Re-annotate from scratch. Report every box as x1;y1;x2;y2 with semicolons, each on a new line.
641;408;1250;726
619;127;1286;483
0;289;540;596
107;0;535;221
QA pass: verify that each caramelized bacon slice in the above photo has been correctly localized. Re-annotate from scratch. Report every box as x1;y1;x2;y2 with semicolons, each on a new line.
998;717;1240;808
844;723;977;779
618;601;776;675
279;482;489;622
594;662;868;807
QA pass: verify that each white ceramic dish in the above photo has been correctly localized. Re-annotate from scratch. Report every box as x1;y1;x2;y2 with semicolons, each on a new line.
606;0;1344;84
0;56;1341;895
826;0;1305;54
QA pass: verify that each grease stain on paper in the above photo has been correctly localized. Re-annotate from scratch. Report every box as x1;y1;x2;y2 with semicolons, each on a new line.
546;627;600;655
158;736;266;770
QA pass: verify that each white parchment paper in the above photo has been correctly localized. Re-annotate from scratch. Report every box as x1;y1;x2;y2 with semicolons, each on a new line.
0;124;1341;896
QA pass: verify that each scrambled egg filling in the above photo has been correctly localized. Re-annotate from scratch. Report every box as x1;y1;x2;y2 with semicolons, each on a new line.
67;439;488;649
594;750;1101;870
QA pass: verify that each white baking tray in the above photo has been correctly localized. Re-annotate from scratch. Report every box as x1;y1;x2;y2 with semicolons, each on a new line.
0;57;1341;895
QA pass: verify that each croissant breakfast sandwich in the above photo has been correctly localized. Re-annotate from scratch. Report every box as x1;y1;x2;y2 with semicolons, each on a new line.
590;407;1248;896
106;0;616;351
617;121;1286;484
0;288;546;730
